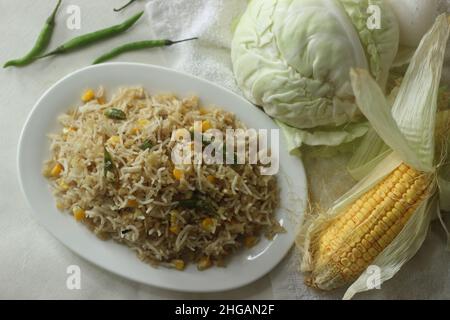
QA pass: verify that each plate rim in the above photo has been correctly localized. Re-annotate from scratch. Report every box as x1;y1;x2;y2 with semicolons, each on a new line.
17;62;308;293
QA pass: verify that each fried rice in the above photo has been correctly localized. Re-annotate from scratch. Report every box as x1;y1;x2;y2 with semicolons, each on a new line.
43;86;282;270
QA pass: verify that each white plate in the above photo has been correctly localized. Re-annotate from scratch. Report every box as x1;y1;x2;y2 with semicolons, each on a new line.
17;63;307;292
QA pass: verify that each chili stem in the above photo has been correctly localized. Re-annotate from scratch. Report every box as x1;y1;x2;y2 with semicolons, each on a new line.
114;0;137;12
168;37;199;45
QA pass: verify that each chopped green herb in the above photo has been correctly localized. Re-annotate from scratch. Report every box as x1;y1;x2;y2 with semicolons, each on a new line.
178;198;199;209
104;108;126;120
139;139;153;151
104;147;116;177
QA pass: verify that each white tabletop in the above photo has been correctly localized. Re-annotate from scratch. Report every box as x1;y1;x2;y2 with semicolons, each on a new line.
0;0;274;299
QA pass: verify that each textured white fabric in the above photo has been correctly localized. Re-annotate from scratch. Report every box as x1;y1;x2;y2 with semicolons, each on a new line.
145;0;246;92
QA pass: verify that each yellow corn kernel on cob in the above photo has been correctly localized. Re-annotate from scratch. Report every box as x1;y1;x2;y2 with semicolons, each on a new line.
306;164;432;291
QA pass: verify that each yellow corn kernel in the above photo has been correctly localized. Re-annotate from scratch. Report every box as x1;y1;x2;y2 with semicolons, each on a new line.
63;127;77;134
56;201;65;210
169;225;180;235
173;168;184;180
169;210;181;234
107;135;120;146
199;107;208;115
72;206;86;222
170;210;179;223
130;127;139;135
306;164;431;291
50;163;63;177
197;257;212;271
206;175;216;184
81;89;95;102
201;218;215;232
172;259;185;271
137;119;150;127
244;236;258;248
127;199;139;208
58;179;69;191
201;120;212;132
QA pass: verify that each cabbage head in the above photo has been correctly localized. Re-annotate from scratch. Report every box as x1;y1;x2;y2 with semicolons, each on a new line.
231;0;400;129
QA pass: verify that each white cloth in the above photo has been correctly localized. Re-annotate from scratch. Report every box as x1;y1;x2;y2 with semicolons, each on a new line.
146;0;246;93
145;0;450;300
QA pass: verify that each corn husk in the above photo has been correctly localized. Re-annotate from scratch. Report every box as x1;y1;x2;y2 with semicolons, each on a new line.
298;14;450;299
392;45;415;67
347;128;390;180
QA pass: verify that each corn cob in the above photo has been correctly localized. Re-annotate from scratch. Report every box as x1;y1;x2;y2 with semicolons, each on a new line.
306;163;432;290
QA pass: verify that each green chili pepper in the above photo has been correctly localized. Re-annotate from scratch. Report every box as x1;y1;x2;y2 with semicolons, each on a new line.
139;139;153;151
104;108;126;120
4;0;62;68
104;146;120;186
178;198;199;209
92;37;198;64
40;11;144;58
178;193;216;213
114;0;137;12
